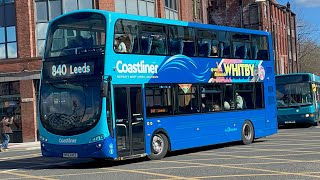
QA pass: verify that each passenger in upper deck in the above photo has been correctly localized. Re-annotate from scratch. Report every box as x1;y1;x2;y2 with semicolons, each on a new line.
114;36;128;53
60;35;86;56
209;44;219;57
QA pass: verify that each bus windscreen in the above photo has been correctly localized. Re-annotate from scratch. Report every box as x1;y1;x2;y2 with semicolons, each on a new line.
45;12;106;58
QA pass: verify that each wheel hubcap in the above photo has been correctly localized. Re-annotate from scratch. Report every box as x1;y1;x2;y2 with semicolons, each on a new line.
152;135;164;154
243;124;252;140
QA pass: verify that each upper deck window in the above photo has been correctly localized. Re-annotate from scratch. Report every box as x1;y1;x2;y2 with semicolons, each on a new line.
252;35;269;60
35;0;93;56
45;12;106;58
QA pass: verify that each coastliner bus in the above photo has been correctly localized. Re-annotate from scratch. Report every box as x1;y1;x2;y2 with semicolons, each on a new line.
276;73;320;126
39;9;277;160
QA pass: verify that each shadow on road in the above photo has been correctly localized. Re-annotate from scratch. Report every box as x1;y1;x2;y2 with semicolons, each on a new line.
0;139;269;170
278;124;317;129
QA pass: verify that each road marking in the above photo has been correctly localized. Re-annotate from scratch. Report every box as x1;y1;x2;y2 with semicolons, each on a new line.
250;142;320;147
0;171;57;180
270;139;320;142
193;173;288;179
105;167;195;180
198;151;320;161
160;160;320;179
212;149;317;154
44;170;122;178
0;153;41;161
175;157;234;162
45;165;209;178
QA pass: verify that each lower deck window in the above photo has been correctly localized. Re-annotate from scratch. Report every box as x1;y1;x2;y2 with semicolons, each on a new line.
145;83;265;117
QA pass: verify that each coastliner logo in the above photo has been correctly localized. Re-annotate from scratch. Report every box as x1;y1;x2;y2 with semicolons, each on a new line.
225;127;238;133
116;60;158;74
59;138;77;143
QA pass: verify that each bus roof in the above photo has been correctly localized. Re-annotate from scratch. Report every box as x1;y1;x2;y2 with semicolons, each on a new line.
276;73;320;82
276;73;319;77
49;9;270;36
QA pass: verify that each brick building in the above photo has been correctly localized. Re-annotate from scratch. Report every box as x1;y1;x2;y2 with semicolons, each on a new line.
208;0;298;74
0;0;208;143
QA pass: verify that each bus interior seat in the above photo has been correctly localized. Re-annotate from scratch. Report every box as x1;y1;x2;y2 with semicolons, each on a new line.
141;36;152;54
222;46;230;58
128;36;134;53
257;50;268;60
170;39;184;55
198;42;211;57
151;38;166;55
252;45;258;59
84;37;93;48
235;46;245;59
183;41;195;56
132;38;139;53
68;39;78;48
245;45;251;59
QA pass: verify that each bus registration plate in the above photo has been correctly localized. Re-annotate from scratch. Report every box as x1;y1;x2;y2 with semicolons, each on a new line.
284;121;296;124
63;153;78;158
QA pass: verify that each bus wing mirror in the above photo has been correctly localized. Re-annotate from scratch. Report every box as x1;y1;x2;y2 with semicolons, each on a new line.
101;75;112;97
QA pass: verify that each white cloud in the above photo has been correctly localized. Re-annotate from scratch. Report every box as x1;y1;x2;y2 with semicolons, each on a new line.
295;0;320;7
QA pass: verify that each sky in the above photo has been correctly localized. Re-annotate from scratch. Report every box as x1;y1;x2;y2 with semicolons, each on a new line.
276;0;320;44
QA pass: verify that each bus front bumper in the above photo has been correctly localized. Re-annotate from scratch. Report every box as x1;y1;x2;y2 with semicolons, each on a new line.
277;113;317;125
40;141;113;159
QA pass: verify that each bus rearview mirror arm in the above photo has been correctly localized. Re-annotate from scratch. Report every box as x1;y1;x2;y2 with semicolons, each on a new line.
101;75;112;97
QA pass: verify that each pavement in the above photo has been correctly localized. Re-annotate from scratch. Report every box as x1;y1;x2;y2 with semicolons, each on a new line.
3;141;41;150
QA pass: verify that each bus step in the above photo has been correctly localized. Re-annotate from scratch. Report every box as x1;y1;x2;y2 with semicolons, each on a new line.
116;153;147;161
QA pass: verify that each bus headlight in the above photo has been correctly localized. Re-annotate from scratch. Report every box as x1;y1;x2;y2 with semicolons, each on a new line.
89;134;105;143
40;135;48;142
305;114;314;118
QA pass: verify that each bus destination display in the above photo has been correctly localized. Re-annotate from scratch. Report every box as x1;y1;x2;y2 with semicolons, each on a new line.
45;62;95;79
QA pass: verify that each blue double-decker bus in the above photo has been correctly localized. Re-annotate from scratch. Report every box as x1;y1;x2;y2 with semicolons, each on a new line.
276;73;320;126
39;9;277;160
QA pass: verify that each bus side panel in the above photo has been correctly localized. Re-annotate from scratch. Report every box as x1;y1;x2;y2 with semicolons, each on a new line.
145;109;269;152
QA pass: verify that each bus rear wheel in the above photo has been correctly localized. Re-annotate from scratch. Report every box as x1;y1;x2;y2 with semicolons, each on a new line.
147;133;168;160
241;120;254;145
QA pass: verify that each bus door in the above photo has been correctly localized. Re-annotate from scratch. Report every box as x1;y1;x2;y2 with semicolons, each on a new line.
114;86;145;157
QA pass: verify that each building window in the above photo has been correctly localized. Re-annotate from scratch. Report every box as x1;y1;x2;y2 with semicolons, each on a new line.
0;0;17;59
165;0;178;20
115;0;155;17
35;0;93;56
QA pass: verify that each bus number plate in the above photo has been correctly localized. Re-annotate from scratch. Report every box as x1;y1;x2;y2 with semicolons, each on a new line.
284;121;296;124
63;153;78;158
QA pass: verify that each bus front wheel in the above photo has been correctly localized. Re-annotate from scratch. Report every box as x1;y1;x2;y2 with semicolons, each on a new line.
241;120;254;145
147;133;168;160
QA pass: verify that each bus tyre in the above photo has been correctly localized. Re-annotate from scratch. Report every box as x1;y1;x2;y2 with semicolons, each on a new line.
147;133;168;160
241;121;254;145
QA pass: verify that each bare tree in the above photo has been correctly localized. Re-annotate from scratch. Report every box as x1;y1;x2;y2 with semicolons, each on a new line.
297;10;320;73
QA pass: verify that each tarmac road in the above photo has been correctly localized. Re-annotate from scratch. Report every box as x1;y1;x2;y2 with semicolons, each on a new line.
1;126;320;180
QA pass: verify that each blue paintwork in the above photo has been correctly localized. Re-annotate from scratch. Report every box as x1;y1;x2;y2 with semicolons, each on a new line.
39;9;277;159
